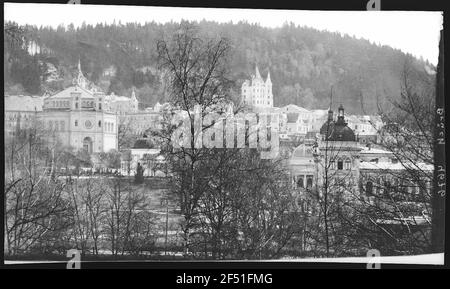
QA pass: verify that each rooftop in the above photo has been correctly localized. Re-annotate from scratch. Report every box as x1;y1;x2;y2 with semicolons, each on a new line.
359;161;433;171
5;95;45;111
45;85;95;100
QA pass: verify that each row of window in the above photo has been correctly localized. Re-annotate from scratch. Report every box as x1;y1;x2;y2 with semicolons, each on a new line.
7;114;34;121
330;158;352;170
295;175;314;189
48;120;65;131
364;177;431;196
105;122;115;132
81;100;95;107
243;100;272;105
49;100;69;108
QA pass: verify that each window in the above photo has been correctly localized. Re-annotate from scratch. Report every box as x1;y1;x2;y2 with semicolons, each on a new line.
306;176;313;189
75;120;78;127
337;159;343;170
345;158;351;170
98;120;102;127
75;103;79;109
99;103;102;110
297;176;304;188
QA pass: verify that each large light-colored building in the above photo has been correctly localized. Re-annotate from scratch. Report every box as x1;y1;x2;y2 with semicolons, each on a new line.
106;88;139;114
4;95;45;137
38;62;118;153
242;66;273;110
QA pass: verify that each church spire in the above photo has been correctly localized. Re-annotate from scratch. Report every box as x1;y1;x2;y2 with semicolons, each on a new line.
266;70;272;85
131;86;137;101
75;57;88;89
255;65;262;80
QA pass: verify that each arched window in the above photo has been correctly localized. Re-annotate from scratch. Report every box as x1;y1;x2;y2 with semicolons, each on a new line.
98;120;102;128
297;176;304;188
337;159;343;170
366;181;373;196
306;175;313;189
83;137;93;154
345;158;352;170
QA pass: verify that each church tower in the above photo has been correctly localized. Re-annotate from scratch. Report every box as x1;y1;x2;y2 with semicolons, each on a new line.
76;58;89;89
241;65;274;110
130;87;139;112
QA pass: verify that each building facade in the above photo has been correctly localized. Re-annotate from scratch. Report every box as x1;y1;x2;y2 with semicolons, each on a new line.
37;61;118;153
4;95;45;138
289;105;432;206
241;66;273;110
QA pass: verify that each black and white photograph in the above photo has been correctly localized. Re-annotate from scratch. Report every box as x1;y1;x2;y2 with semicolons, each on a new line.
2;1;446;270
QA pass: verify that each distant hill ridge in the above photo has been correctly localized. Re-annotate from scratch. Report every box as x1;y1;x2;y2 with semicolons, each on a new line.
4;20;434;114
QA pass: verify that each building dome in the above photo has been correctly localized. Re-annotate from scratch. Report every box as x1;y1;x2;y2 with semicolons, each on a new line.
319;105;356;142
320;120;335;135
328;125;356;141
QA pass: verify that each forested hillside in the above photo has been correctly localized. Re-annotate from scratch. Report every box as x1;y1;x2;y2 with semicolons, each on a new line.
4;20;435;114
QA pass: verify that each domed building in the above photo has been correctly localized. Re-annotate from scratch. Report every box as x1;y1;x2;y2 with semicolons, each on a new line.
289;104;361;194
320;105;356;142
316;104;361;193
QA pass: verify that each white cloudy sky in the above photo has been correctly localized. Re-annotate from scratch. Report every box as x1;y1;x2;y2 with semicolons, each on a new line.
4;3;443;65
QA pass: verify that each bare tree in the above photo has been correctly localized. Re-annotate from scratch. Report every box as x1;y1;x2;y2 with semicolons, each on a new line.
4;126;71;256
154;22;233;256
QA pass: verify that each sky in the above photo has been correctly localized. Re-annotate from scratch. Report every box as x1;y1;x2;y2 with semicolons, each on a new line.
4;3;443;65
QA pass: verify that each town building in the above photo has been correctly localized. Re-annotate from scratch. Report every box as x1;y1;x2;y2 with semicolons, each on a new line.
4;95;45;137
289;105;433;214
37;61;118;153
120;138;166;177
241;66;273;110
278;104;313;137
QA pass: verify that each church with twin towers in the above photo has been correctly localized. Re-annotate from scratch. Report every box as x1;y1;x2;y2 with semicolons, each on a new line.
241;65;273;110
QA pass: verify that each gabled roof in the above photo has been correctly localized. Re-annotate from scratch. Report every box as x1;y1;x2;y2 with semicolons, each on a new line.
45;85;94;100
281;104;311;113
5;95;45;111
359;161;433;171
104;93;133;102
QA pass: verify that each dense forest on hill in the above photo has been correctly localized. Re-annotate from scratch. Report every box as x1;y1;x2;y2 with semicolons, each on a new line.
4;20;435;114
